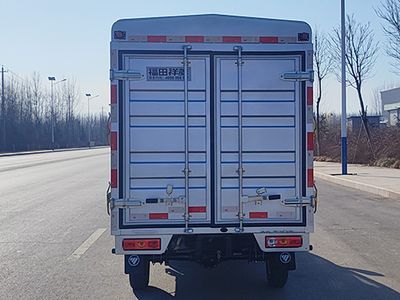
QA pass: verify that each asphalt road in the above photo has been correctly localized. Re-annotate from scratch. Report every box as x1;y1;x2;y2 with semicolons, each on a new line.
0;148;399;300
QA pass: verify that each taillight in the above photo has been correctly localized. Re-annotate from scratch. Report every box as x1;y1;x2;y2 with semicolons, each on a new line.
265;236;302;248
122;238;161;251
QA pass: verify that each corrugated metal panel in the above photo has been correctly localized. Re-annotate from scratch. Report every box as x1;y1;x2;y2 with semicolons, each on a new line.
215;55;303;224
124;55;211;225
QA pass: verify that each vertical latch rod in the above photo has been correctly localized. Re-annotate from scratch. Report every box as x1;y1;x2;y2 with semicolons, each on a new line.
233;46;245;233
182;45;193;233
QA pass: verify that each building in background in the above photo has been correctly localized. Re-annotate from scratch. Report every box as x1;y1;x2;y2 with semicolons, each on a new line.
381;87;400;126
347;115;381;131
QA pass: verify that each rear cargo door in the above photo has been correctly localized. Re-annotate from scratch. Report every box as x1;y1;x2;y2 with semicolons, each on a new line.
123;54;211;226
215;54;304;225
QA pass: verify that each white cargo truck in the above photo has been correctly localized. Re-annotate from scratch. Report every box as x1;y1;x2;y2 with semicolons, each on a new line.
108;14;317;290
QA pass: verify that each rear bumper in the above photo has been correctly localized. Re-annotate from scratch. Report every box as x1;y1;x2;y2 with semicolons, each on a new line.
114;232;310;255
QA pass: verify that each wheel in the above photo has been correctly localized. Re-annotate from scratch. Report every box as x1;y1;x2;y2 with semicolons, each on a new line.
266;258;288;288
128;258;150;290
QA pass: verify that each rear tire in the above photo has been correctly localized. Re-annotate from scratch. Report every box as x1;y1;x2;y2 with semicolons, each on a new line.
266;259;288;288
128;258;150;290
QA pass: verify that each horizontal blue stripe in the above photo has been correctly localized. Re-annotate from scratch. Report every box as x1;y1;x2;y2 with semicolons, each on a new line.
131;186;207;190
220;89;295;93
130;99;206;103
221;186;295;190
131;151;207;154
221;161;295;164
220;125;294;128
130;125;206;128
130;89;205;92
130;160;293;164
130;161;207;164
221;100;295;103
220;115;294;118
221;176;295;179
131;115;206;118
131;176;206;180
221;150;295;154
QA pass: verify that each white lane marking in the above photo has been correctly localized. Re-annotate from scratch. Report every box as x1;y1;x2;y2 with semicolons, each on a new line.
68;228;107;260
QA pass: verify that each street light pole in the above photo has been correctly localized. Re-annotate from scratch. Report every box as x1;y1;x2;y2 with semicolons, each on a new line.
85;93;99;148
48;77;66;150
1;66;7;151
49;77;55;150
341;0;348;175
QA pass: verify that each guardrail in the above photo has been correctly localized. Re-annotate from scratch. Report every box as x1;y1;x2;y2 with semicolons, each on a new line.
0;145;109;157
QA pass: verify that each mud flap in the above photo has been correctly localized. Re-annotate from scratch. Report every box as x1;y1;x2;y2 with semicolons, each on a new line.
124;255;148;274
267;252;296;271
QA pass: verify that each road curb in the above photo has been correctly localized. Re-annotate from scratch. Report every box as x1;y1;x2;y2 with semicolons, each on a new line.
0;146;108;157
315;171;400;200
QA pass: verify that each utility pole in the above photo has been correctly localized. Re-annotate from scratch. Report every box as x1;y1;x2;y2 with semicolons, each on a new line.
50;78;55;150
48;77;66;150
1;66;7;151
341;0;348;175
85;93;99;148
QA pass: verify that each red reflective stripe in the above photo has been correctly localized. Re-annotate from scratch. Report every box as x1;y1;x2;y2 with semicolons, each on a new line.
307;87;313;105
149;213;168;219
249;212;268;219
185;36;204;43
110;85;117;104
111;169;117;188
110;132;117;150
189;206;206;213
307;169;314;187
147;35;167;42
307;132;314;151
260;36;279;43
223;36;241;43
135;35;306;44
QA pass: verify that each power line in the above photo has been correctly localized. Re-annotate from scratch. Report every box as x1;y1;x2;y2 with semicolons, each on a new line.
0;64;25;82
8;69;25;82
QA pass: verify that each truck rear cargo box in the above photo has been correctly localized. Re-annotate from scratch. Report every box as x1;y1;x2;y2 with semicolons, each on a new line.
108;14;316;290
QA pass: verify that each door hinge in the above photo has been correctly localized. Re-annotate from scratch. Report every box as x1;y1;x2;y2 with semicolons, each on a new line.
110;69;144;81
281;71;314;82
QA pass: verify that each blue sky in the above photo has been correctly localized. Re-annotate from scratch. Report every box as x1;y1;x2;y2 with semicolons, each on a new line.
0;0;398;115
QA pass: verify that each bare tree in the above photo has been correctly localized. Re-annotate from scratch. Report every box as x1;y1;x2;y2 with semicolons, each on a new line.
0;68;106;153
61;78;80;146
330;14;378;141
55;82;67;123
31;72;44;123
314;29;333;155
62;78;80;122
376;0;400;73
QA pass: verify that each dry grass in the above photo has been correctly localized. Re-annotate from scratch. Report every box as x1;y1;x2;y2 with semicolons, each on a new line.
315;121;400;169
